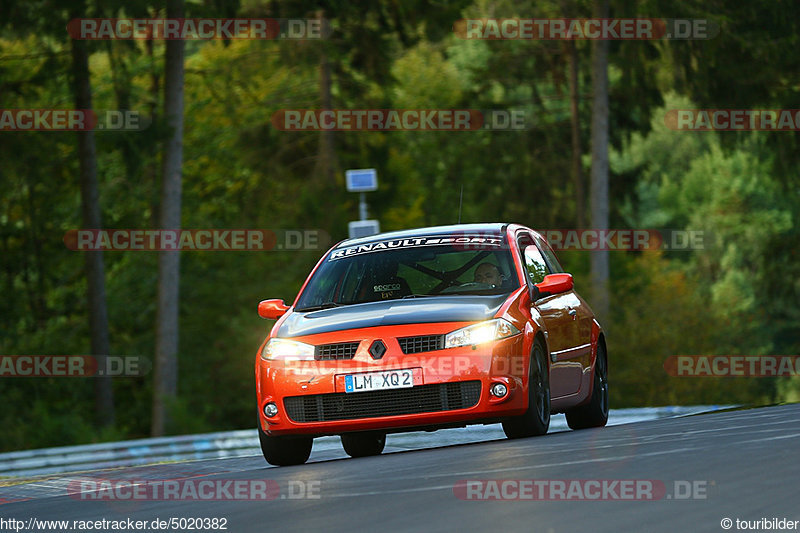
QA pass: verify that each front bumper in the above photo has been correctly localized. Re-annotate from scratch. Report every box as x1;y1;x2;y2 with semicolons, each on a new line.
255;323;530;436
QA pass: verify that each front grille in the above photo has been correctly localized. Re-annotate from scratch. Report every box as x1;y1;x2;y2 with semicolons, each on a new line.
315;342;360;361
284;381;482;423
398;334;445;354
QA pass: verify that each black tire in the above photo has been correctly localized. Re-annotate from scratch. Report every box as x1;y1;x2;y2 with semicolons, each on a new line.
502;340;551;439
341;431;386;458
258;425;313;466
565;339;609;430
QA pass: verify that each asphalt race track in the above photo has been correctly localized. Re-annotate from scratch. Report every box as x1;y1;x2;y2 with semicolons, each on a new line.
2;403;799;533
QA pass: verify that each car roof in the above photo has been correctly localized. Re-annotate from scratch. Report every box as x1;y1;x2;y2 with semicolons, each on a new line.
335;223;512;248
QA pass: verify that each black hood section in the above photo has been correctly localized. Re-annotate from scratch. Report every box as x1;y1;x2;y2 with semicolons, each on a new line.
277;295;509;338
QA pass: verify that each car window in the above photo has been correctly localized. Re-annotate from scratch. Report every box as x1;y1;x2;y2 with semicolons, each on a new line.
522;245;548;284
535;236;564;273
517;231;549;284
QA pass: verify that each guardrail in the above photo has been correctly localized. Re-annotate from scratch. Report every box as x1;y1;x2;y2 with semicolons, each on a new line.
0;405;731;478
0;430;259;478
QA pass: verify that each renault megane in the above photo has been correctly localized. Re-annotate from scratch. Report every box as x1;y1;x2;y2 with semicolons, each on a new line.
254;223;608;465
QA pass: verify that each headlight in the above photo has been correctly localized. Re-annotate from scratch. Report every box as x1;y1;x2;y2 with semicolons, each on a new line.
261;338;315;360
444;319;520;349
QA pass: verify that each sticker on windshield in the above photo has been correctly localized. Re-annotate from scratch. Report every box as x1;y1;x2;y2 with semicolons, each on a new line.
329;235;504;260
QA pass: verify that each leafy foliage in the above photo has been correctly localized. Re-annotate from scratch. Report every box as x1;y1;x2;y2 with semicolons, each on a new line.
1;1;799;451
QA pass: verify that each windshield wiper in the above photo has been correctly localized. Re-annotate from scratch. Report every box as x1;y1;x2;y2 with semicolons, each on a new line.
401;294;436;299
296;301;342;312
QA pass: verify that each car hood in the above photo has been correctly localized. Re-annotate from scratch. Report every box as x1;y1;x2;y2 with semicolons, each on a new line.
277;294;509;338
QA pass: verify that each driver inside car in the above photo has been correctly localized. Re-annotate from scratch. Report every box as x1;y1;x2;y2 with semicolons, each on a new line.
473;262;504;288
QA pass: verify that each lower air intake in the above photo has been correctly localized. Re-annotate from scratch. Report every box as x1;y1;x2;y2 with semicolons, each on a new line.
283;381;482;423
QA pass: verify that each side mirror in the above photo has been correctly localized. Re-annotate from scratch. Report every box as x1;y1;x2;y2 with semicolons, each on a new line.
257;299;290;320
534;273;574;298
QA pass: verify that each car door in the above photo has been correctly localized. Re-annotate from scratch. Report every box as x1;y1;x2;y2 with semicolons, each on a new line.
533;235;592;396
518;232;580;399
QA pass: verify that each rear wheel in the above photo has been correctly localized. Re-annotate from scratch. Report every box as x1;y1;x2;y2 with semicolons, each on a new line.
565;339;609;430
341;431;386;458
258;425;313;466
502;341;550;439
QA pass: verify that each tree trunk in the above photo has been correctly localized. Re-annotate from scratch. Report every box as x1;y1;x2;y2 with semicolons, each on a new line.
70;36;115;427
152;0;185;437
590;0;610;325
567;40;585;229
146;35;161;229
315;10;336;186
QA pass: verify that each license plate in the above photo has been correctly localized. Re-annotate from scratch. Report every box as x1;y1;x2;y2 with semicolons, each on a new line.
344;369;414;393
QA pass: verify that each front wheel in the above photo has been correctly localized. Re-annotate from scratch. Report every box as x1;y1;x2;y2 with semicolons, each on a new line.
502;341;550;439
565;339;609;430
341;431;386;458
258;425;313;466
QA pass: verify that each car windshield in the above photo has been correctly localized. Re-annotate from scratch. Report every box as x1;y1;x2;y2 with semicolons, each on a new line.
294;235;519;310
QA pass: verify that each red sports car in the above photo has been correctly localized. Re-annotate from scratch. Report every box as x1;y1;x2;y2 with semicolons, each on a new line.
255;223;608;465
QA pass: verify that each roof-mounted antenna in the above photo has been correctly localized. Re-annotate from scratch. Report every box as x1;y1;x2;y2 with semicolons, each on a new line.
457;185;464;224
